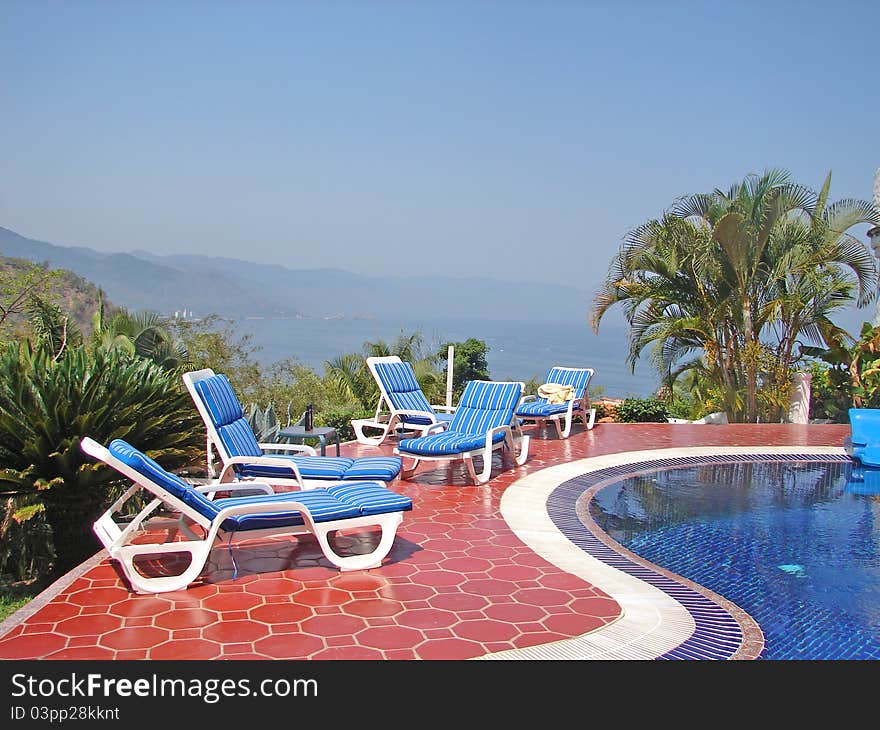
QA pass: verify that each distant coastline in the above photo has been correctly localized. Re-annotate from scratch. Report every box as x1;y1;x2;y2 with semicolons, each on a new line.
230;314;659;400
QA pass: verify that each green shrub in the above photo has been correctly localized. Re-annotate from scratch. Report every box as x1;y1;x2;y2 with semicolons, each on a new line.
806;360;850;423
615;397;671;423
317;408;374;443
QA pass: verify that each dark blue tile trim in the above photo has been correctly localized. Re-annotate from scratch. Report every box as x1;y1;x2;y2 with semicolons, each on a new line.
546;453;851;660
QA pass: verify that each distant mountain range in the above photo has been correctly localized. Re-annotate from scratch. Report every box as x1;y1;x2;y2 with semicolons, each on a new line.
0;225;594;324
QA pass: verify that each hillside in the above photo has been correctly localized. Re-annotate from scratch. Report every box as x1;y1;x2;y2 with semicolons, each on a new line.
0;225;593;324
0;255;113;338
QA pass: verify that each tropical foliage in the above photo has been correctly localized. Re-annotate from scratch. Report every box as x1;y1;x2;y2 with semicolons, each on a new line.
93;299;189;369
614;397;671;423
440;337;490;401
0;252;495;601
0;342;203;576
591;169;880;422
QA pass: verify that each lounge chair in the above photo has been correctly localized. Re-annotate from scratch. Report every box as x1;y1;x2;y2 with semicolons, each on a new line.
182;369;402;488
394;380;529;485
352;356;456;446
846;408;880;467
81;437;412;593
515;366;597;438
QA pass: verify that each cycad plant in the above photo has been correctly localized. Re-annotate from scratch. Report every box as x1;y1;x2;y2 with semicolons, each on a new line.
0;341;203;576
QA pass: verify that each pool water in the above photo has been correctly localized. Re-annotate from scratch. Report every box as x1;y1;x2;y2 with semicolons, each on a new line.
589;459;880;660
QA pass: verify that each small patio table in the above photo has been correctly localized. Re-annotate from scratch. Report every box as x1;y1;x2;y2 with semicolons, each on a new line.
276;425;340;456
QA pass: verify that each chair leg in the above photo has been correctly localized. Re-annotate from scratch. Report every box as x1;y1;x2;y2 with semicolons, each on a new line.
514;434;530;465
400;456;420;479
112;540;214;594
583;407;596;430
556;415;569;439
312;513;403;571
352;419;391;446
462;452;491;485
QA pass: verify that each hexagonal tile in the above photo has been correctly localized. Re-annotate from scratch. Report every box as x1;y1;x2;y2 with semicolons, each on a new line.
356;626;423;650
453;619;519;643
100;627;170;651
252;633;324;659
150;639;222;660
154;609;218;630
55;614;123;637
300;614;367;637
397;608;459;630
249;602;313;625
203;620;269;644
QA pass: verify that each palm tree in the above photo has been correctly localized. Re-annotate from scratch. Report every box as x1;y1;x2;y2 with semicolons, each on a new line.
323;352;375;409
325;330;445;410
592;169;880;422
93;298;189;370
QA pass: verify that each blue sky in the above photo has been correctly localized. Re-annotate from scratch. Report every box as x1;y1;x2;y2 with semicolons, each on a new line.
1;0;878;328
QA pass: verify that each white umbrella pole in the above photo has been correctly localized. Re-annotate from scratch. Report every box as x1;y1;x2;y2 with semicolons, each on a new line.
446;345;454;408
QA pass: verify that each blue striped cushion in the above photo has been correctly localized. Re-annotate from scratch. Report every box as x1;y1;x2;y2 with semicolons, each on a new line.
214;481;412;531
194;374;244;427
233;455;402;481
340;456;403;480
214;489;361;531
401;411;456;427
107;439;220;521
517;368;591;417
375;361;437;421
235;457;349;481
398;429;506;456
194;375;263;457
546;367;592;397
516;401;569;417
448;381;522;436
326;482;412;516
217;419;263;457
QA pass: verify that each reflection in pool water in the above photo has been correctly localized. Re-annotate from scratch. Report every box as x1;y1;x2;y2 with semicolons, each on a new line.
589;459;880;659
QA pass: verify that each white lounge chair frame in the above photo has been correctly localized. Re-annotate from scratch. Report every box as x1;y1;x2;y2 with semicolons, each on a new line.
394;380;530;486
82;437;405;594
397;421;530;485
517;367;597;438
183;368;318;488
352;356;456;446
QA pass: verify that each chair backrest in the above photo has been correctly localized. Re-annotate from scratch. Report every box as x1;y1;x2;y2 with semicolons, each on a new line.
540;367;594;401
448;380;524;435
183;369;263;460
81;436;220;525
367;356;436;416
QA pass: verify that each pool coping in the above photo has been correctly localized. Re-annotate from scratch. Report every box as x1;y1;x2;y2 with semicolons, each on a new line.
484;445;849;660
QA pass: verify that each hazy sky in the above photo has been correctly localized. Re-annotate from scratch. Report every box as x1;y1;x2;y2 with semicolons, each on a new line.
2;0;878;309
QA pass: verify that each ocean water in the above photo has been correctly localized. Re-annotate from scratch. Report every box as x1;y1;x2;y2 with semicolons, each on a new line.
229;314;658;399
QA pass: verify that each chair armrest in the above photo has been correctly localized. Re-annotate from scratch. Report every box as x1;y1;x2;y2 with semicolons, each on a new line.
218;455;305;487
484;424;511;449
518;395;536;404
194;482;275;498
399;409;444;422
213;498;319;531
259;441;317;456
431;405;457;413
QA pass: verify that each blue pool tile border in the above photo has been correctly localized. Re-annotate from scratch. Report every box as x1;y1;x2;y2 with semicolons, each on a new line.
546;452;852;660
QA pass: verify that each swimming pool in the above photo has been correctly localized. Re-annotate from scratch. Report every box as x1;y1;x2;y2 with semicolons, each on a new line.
587;456;880;660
